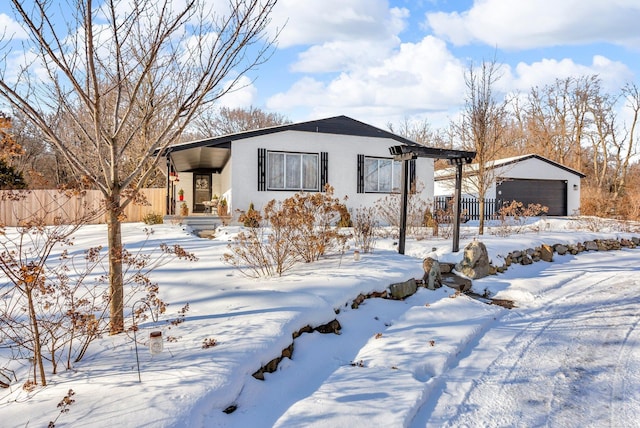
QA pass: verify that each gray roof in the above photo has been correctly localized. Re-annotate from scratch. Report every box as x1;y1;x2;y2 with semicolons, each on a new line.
161;115;424;172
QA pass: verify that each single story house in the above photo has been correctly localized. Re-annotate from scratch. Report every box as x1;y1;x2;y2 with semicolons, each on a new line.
434;154;586;216
162;116;441;218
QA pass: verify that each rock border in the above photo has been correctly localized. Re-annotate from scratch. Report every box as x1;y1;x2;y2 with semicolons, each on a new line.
490;237;640;275
251;319;343;381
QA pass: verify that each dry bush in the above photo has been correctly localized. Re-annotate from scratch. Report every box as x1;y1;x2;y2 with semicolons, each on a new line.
282;185;348;263
580;185;617;218
237;202;262;228
491;201;549;237
375;181;430;238
142;212;164;225
0;195;197;387
352;206;378;253
223;220;296;278
224;185;349;277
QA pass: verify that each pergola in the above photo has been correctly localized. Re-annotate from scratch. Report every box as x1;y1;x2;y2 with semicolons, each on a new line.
389;145;476;254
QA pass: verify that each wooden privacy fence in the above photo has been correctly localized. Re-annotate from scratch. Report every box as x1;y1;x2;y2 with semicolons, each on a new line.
433;196;497;222
0;188;166;226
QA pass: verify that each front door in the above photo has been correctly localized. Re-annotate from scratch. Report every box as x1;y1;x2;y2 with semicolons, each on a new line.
193;174;211;213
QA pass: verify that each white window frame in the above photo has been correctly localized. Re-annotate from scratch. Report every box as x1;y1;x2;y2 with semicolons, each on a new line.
364;156;402;193
267;151;320;191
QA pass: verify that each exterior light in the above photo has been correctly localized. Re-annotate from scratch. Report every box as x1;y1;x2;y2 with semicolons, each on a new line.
149;331;163;355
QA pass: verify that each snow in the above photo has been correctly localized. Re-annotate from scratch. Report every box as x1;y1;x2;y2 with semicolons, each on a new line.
1;218;639;427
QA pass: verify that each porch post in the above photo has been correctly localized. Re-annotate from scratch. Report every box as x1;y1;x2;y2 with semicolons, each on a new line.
398;158;410;255
166;158;171;215
452;159;464;253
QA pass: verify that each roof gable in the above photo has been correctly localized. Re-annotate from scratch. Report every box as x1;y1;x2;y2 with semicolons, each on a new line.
435;154;586;180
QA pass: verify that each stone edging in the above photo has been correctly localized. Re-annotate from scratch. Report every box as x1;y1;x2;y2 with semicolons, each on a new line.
489;237;640;275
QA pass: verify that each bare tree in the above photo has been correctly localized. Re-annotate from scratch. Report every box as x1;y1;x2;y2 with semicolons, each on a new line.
0;114;28;189
455;59;509;235
388;117;442;146
523;76;600;172
0;0;279;333
192;105;290;138
614;83;640;198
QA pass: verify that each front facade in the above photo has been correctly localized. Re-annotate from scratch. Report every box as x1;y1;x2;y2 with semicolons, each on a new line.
164;116;435;218
434;154;586;216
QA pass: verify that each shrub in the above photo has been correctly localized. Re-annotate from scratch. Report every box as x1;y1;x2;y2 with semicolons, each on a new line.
375;181;430;237
282;185;348;263
142;212;164;225
352;206;378;253
336;203;352;227
224;185;349;277
224;201;299;277
238;202;262;228
491;201;549;237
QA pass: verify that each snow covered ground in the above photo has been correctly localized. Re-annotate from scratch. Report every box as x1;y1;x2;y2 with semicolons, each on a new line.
1;217;639;427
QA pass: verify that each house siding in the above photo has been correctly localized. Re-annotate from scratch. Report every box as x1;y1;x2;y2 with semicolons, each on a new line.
229;130;434;213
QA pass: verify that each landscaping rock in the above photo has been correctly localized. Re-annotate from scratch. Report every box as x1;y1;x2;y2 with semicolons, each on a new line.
423;257;442;290
455;241;490;279
585;240;599;251
539;244;554;262
439;262;454;274
389;278;417;299
554;244;568;255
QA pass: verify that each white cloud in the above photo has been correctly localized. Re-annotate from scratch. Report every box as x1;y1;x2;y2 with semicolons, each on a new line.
269;0;410;75
505;55;633;93
426;0;640;49
270;0;407;48
267;36;467;127
216;75;258;109
0;13;28;40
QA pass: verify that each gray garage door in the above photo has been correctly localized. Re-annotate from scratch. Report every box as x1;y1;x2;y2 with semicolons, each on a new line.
496;179;567;216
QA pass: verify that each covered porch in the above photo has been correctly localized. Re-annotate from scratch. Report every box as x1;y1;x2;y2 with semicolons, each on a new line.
164;140;232;217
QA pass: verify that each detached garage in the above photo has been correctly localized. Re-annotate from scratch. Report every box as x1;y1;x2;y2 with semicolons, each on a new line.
496;178;567;216
435;154;586;216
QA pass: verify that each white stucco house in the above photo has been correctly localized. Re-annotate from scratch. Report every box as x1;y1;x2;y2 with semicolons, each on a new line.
434;154;586;216
162;116;457;218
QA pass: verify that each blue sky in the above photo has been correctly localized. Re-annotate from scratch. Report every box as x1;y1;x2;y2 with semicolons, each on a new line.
247;0;640;127
2;0;640;128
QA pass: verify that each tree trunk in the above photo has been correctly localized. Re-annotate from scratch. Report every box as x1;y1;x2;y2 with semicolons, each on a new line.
26;287;47;386
107;202;125;334
478;197;485;235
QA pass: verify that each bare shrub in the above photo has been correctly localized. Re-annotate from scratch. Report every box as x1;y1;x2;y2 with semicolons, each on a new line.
0;197;197;387
224;205;299;278
491;201;549;237
283;185;348;263
375;181;430;238
224;185;348;277
352;206;378;253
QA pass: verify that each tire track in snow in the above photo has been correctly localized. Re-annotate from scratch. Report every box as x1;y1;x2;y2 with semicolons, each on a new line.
414;253;640;428
607;279;640;428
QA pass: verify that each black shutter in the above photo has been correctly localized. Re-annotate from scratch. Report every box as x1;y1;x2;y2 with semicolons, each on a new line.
258;148;266;191
357;154;364;193
320;152;328;190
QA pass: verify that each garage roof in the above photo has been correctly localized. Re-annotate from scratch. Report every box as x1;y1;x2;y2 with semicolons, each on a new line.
434;154;586;180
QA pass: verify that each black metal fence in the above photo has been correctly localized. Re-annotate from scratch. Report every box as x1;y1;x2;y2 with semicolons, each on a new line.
433;196;497;222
